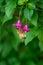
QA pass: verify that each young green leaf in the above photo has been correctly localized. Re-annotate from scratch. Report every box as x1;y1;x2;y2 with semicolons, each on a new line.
31;11;38;26
39;41;43;51
24;8;33;21
25;27;38;45
5;0;16;18
38;27;43;43
18;0;28;5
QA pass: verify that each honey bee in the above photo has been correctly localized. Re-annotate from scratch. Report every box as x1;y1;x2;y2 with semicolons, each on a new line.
16;28;26;39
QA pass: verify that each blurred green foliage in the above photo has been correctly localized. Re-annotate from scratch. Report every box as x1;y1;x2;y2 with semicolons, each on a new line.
0;0;43;65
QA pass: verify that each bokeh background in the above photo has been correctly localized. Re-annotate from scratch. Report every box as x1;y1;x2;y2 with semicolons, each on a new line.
0;0;43;65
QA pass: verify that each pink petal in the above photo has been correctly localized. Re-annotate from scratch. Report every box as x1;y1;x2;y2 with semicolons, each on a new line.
16;23;22;27
21;24;30;32
12;18;22;28
12;24;16;26
17;18;21;24
12;23;22;27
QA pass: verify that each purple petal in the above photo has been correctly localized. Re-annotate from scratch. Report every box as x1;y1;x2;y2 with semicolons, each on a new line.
12;24;16;26
12;23;22;27
16;23;22;27
21;25;30;32
12;18;22;28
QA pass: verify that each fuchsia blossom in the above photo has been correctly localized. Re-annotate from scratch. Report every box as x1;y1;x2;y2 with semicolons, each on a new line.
12;18;30;32
12;18;22;28
21;24;30;32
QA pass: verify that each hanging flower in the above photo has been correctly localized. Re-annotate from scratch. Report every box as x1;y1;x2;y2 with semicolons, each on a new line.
12;19;30;39
21;24;30;32
12;18;22;28
12;17;30;32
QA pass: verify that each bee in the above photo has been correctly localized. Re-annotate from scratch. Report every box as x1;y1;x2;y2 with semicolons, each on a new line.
16;28;26;39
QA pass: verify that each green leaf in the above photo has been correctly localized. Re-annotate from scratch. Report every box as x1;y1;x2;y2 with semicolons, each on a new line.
18;0;24;5
38;27;43;43
26;61;36;65
10;27;21;51
8;57;17;65
2;15;12;24
2;43;12;58
8;57;20;65
0;0;4;4
14;61;20;65
38;1;43;8
24;8;33;21
28;3;36;9
37;60;43;65
12;27;21;42
0;44;3;52
25;27;38;45
5;0;16;18
39;41;43;51
18;0;28;5
31;11;38;26
0;61;6;65
0;27;8;40
30;0;40;3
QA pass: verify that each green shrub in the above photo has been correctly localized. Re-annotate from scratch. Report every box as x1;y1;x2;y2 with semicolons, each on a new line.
0;0;43;65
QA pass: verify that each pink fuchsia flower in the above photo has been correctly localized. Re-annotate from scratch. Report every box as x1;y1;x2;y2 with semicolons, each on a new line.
21;24;30;32
12;18;22;28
